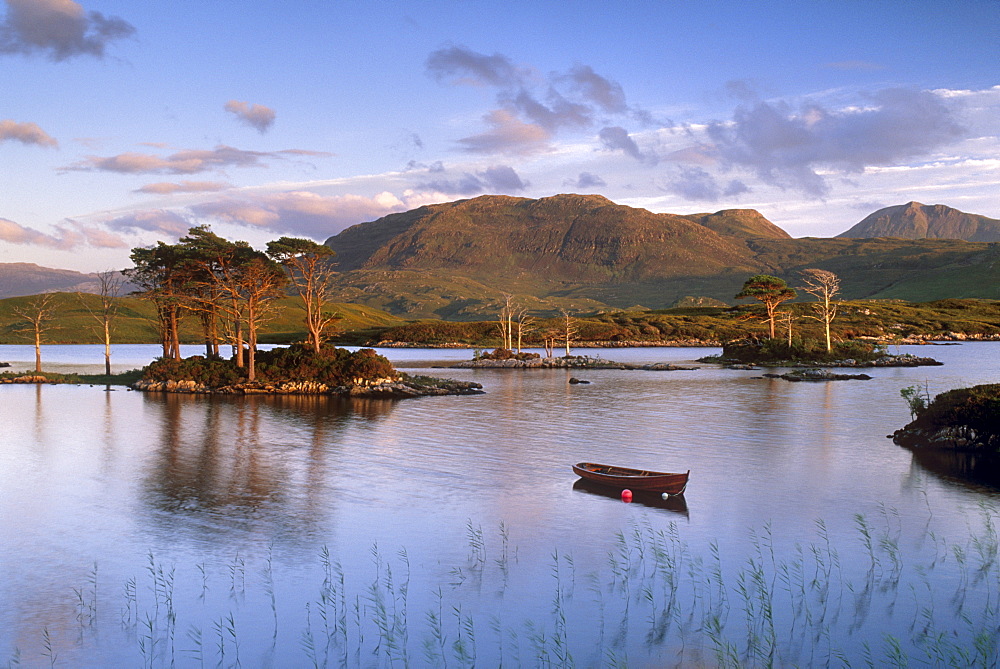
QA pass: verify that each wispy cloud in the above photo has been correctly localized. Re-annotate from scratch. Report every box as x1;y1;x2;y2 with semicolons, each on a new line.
565;172;606;190
224;100;276;133
457;110;551;155
187;191;411;238
416;163;529;195
427;45;651;156
599;126;653;163
104;209;192;237
0;0;134;61
134;181;231;195
0;119;57;147
698;87;965;198
0;216;126;249
663;167;750;202
426;45;527;88
65;144;328;175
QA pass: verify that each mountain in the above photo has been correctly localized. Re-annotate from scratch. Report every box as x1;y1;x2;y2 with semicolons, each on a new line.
838;202;1000;242
0;263;133;299
682;209;792;240
323;194;1000;318
327;194;768;280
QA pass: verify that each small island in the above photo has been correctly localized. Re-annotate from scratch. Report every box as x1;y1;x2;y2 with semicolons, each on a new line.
450;348;696;371
2;345;483;398
697;337;942;369
892;384;1000;451
133;345;483;398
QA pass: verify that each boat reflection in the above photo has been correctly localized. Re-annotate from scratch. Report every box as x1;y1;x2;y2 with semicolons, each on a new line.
572;478;689;517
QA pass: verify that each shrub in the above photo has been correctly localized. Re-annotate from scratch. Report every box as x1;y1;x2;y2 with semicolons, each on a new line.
142;345;398;388
479;348;539;361
142;356;247;386
721;337;885;364
255;344;397;386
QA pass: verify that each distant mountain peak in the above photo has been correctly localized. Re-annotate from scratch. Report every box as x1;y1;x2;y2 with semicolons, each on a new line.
683;209;792;240
839;202;1000;242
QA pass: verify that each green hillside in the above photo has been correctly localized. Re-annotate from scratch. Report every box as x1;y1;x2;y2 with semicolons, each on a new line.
0;293;405;346
370;299;1000;347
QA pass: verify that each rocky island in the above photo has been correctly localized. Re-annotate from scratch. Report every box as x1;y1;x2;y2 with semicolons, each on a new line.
133;346;483;398
698;337;942;369
450;350;696;371
892;384;1000;451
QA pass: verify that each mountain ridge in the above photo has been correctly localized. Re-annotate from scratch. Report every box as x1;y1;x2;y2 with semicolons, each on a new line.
838;201;1000;241
320;194;1000;317
0;263;133;300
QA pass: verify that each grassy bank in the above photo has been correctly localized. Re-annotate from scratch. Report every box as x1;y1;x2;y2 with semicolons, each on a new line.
0;368;144;386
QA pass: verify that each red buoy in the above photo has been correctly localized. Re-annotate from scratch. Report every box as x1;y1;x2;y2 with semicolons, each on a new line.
621;489;633;503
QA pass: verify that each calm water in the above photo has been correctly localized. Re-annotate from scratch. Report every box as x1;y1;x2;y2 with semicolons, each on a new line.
1;343;999;667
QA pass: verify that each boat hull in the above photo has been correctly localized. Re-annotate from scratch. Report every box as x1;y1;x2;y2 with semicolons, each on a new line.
572;462;689;495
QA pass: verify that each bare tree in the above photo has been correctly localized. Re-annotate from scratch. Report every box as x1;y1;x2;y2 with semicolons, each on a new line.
776;311;795;346
77;270;122;375
560;309;579;357
541;328;559;358
497;293;515;350
514;308;535;354
15;293;57;373
800;269;841;352
266;237;339;353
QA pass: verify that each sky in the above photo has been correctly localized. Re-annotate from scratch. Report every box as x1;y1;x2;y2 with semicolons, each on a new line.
1;0;998;273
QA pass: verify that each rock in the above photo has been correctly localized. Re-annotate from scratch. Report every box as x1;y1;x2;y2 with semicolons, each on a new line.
131;376;484;398
762;369;872;382
568;377;590;384
1;374;50;384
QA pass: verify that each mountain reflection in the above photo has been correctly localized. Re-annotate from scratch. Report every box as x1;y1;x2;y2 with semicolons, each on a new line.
138;393;398;540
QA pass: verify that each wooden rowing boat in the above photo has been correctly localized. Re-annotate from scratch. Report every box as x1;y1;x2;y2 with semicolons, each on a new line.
572;462;689;495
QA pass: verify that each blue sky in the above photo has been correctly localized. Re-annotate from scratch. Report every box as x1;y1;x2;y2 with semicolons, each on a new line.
1;0;998;272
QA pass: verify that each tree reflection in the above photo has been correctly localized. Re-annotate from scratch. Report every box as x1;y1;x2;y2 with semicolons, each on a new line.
909;446;1000;490
139;393;397;540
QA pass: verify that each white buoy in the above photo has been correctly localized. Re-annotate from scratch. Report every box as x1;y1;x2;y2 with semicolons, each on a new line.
661;492;670;500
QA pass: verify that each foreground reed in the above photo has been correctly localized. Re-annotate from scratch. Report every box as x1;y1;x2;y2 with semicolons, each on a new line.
5;507;1000;668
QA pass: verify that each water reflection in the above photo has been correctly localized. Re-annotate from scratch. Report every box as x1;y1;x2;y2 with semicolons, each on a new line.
6;345;1000;666
138;393;399;542
910;446;1000;490
572;478;690;516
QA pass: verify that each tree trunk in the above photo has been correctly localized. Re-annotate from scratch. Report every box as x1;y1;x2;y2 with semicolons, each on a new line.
104;320;112;376
169;308;181;360
246;300;257;382
34;330;42;373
